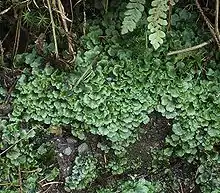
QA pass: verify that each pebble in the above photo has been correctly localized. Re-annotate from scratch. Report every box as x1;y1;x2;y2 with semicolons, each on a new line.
77;142;89;154
63;147;72;156
66;137;77;144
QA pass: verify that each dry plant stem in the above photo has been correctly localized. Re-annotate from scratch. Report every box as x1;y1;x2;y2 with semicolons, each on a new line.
0;5;13;15
0;41;4;66
57;0;75;55
167;0;172;31
73;0;83;8
195;0;220;50
69;0;74;33
33;0;39;8
13;13;21;59
47;0;59;58
4;78;18;104
18;165;23;193
104;0;109;12
41;181;64;187
178;180;184;193
215;0;220;40
21;168;40;173
0;182;19;187
83;0;86;35
42;185;53;193
167;39;213;56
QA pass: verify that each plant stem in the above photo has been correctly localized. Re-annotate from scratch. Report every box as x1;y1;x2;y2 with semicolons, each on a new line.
47;0;59;58
167;39;213;56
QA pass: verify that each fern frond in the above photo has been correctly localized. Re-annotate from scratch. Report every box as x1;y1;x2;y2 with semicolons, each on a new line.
121;0;146;34
147;0;169;50
147;0;178;50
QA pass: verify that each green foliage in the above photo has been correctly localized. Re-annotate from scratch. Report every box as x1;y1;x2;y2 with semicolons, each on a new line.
121;0;146;34
22;10;50;29
4;5;220;192
196;154;220;192
97;178;161;192
147;0;169;49
0;121;57;192
65;154;98;191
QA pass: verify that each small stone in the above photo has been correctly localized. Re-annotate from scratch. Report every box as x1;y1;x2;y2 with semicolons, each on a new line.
59;153;63;157
77;143;89;154
66;137;77;144
63;147;72;156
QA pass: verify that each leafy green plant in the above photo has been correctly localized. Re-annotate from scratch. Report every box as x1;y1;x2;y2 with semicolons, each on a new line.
65;154;98;191
147;0;169;49
97;178;161;192
22;10;50;29
196;154;220;193
5;4;220;192
121;0;146;34
0;122;57;192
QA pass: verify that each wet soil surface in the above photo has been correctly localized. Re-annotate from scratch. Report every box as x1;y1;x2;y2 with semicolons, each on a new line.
38;113;200;193
128;113;199;193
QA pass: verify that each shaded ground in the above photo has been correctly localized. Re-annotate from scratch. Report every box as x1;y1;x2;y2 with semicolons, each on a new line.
128;113;199;193
41;113;200;193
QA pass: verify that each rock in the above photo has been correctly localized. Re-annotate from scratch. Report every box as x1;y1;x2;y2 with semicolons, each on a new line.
66;137;77;144
59;153;63;157
77;143;89;154
63;147;72;156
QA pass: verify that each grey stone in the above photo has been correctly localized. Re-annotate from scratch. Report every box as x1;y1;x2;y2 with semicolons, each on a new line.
77;143;89;154
66;137;77;144
63;147;72;156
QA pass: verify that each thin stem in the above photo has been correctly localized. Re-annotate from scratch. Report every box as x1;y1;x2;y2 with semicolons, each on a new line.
83;0;86;35
215;0;220;39
167;39;213;56
47;0;59;58
13;12;22;60
18;165;23;193
41;181;64;187
0;128;35;156
195;0;220;50
0;41;4;66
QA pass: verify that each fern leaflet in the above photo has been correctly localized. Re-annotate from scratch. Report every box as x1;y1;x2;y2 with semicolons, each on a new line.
121;0;146;34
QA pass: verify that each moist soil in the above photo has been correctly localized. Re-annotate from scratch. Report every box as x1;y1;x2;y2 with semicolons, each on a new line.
40;113;199;193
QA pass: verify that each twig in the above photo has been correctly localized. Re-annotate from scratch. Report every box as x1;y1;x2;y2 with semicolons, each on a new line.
41;184;53;193
69;0;74;33
41;181;63;188
104;0;109;13
0;128;35;156
83;0;86;35
167;38;213;56
57;0;75;56
0;182;19;187
167;0;172;31
47;0;59;58
215;0;220;40
178;180;184;193
0;5;13;15
13;12;22;59
195;0;220;50
33;0;39;8
103;154;107;164
18;165;23;193
73;0;83;8
4;78;18;104
0;41;4;66
21;168;41;173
